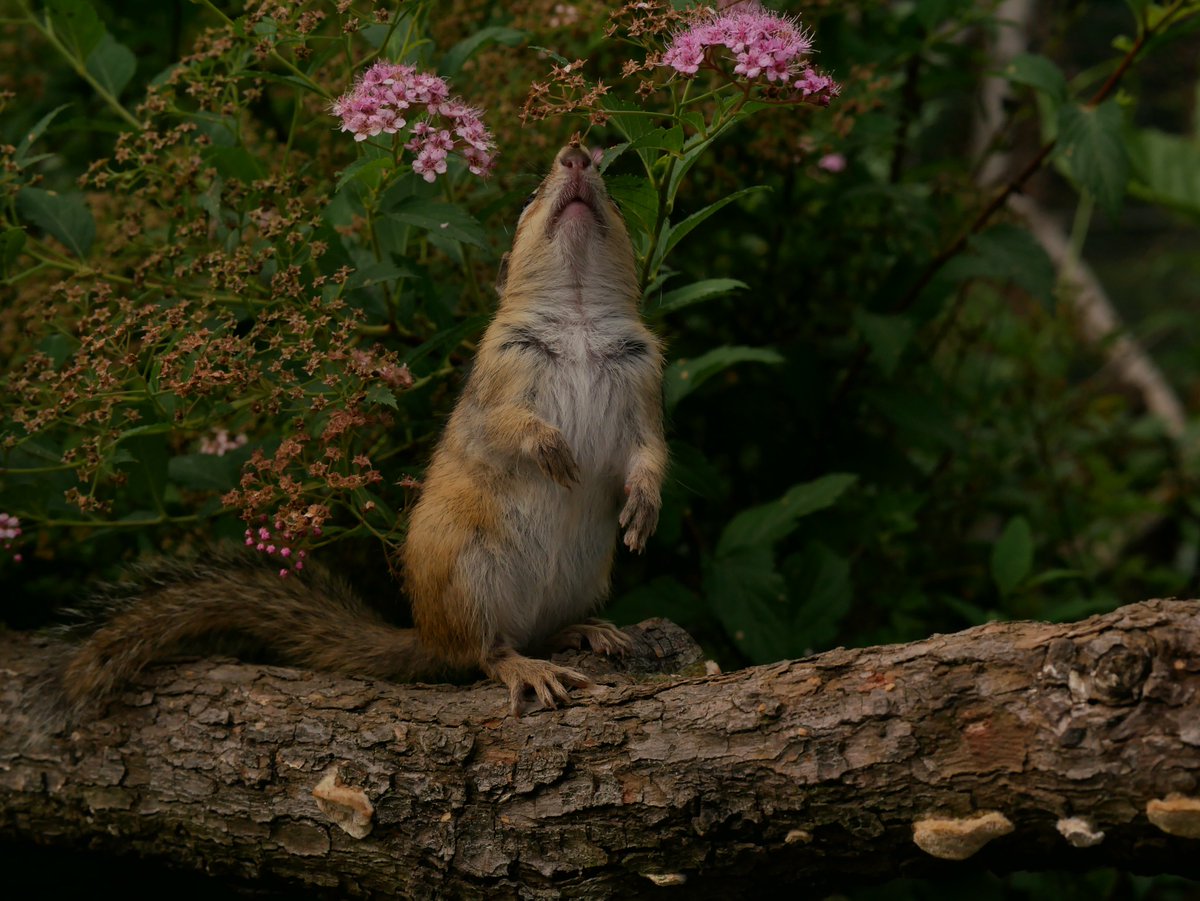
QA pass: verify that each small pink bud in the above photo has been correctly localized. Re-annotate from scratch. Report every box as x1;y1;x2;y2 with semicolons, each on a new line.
266;545;276;554
280;547;292;558
279;568;289;578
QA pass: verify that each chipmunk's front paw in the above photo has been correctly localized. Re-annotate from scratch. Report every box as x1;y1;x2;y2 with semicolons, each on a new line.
534;429;580;488
619;485;659;553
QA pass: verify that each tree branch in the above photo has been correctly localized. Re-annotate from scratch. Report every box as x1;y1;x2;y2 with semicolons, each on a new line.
3;603;1200;897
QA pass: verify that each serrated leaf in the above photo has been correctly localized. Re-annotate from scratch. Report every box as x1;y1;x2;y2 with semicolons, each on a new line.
645;277;746;318
16;187;95;258
388;198;487;250
705;546;793;663
718;474;858;557
1126;127;1200;218
1056;100;1130;217
626;126;684;156
602;96;655;147
991;515;1034;596
365;383;398;408
85;32;136;98
664;345;783;411
784;542;853;649
441;26;525;76
1005;53;1067;105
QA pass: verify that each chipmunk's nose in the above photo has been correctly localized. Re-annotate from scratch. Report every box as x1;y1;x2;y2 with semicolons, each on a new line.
560;146;592;171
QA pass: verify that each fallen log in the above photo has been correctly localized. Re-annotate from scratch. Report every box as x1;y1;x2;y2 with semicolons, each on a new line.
2;601;1200;898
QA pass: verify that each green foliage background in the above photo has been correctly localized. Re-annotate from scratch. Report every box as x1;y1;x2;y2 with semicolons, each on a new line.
2;0;1200;895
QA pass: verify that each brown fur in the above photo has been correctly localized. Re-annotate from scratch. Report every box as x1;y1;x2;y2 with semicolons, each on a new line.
63;141;667;715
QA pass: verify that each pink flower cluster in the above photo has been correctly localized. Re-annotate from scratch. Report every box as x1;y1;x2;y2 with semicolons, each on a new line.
199;428;248;456
661;3;840;105
331;61;497;181
0;512;23;563
245;516;314;578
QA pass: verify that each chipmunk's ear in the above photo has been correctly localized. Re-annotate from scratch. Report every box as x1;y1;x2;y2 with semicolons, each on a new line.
591;147;603;168
494;252;510;296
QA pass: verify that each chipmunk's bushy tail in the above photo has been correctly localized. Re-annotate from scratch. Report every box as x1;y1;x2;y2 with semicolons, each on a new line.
58;547;448;708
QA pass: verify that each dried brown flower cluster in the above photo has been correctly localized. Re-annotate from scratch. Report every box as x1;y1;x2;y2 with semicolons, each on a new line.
1;0;444;563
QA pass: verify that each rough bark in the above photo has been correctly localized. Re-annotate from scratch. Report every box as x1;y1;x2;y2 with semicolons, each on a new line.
3;602;1200;898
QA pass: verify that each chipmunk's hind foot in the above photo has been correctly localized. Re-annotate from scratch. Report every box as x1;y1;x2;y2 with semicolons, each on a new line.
551;618;633;657
484;647;591;715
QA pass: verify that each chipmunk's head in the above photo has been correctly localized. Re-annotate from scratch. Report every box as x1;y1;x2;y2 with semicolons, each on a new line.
497;136;638;301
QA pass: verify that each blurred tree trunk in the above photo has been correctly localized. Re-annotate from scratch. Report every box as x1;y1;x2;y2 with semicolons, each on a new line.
3;602;1200;898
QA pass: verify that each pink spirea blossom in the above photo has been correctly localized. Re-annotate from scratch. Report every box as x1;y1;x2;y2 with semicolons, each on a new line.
331;61;497;181
244;517;313;578
199;428;247;456
0;512;23;563
818;152;846;173
661;3;840;106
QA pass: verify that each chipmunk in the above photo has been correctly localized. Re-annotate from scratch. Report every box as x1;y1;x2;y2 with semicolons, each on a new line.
61;139;668;715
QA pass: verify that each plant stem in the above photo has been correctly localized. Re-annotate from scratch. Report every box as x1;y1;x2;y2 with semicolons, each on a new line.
19;1;141;129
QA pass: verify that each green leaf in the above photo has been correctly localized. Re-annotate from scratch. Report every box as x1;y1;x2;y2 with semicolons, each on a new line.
45;0;104;60
85;32;137;98
15;104;71;165
1005;53;1067;105
626;125;685;157
864;387;962;452
388;197;488;250
440;26;526;76
663;345;783;411
1126;127;1200;218
202;146;264;181
335;157;392;193
16;187;95;258
168;452;240;492
706;546;793;663
1056;100;1130;217
644;277;747;318
365;383;398;409
597;143;629;173
1;227;26;276
991;515;1034;596
405;314;488;368
347;260;415;289
942;223;1057;304
607;575;700;626
602;97;655;148
606;174;659;239
717;474;858;557
853;310;913;378
784;542;853;649
660;185;769;262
